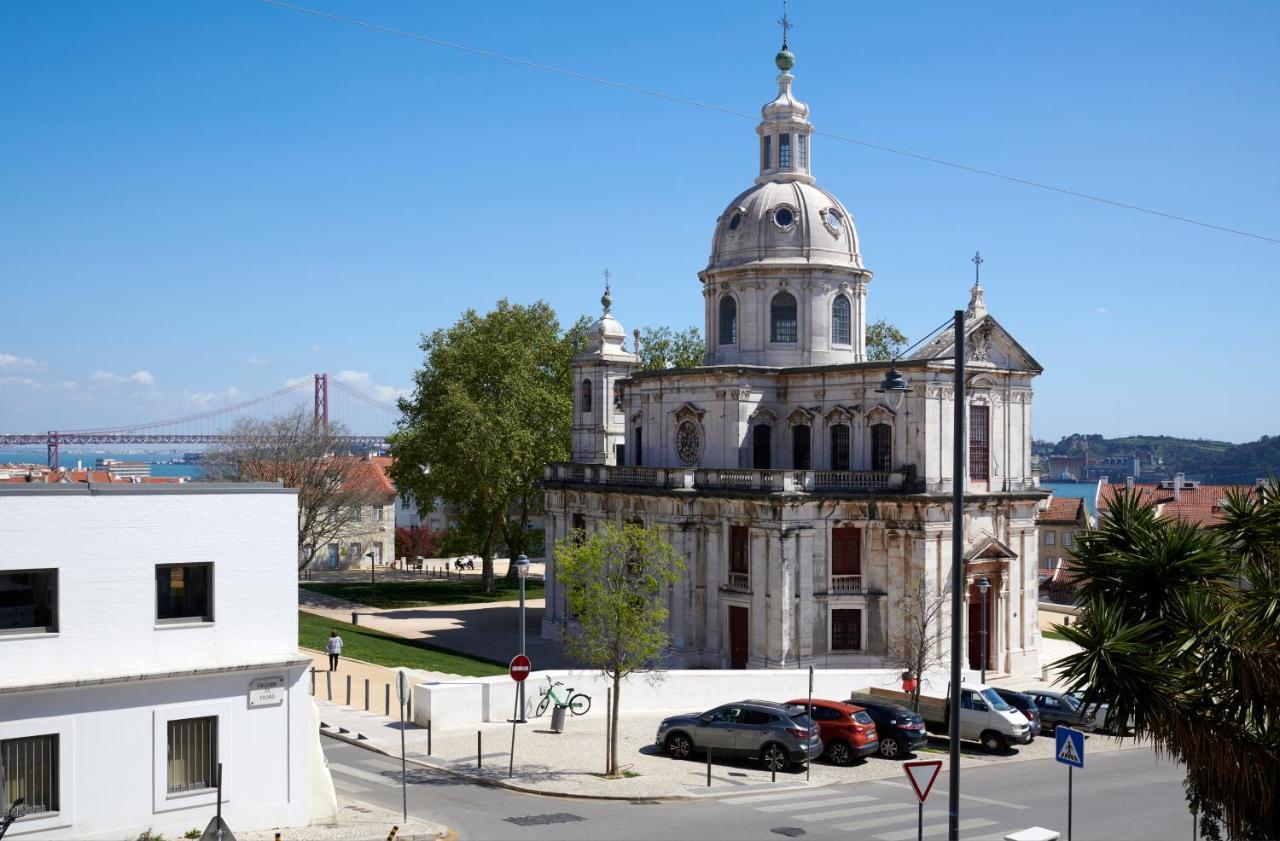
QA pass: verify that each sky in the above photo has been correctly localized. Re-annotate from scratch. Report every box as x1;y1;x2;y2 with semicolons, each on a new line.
2;1;1277;443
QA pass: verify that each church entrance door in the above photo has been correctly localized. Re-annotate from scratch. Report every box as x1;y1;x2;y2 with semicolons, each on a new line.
967;583;994;672
729;606;749;669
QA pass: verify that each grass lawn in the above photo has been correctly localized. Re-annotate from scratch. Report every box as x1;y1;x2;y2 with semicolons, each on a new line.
300;577;545;609
297;610;506;677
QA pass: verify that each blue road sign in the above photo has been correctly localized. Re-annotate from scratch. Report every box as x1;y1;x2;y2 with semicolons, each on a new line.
1056;726;1085;768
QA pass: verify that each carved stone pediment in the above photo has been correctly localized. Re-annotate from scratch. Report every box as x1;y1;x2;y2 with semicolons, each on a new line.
749;406;777;424
786;407;815;426
671;402;706;423
867;402;897;421
823;405;855;424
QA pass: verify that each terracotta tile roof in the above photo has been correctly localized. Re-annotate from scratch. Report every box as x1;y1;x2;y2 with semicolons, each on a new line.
338;455;396;496
1038;496;1085;524
1098;481;1257;526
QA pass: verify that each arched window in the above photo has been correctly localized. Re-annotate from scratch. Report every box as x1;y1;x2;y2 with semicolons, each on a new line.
719;296;737;345
792;424;811;470
770;292;798;343
762;136;772;171
752;424;772;470
871;423;893;472
580;379;592;414
830;424;850;471
831;295;852;345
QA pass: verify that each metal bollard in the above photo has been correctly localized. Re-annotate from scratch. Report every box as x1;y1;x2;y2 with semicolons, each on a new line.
707;747;712;787
428;719;432;755
326;669;333;700
385;683;391;716
477;730;482;768
346;674;352;706
351;611;359;626
310;667;316;695
364;678;370;711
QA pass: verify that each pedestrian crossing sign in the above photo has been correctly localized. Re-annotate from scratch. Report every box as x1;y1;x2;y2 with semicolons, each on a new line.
1055;726;1085;768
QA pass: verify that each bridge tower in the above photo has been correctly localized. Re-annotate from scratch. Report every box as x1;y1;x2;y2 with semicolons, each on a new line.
47;431;59;470
314;373;329;428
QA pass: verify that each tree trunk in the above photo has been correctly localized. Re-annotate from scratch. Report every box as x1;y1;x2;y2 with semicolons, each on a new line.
481;508;503;593
609;671;622;777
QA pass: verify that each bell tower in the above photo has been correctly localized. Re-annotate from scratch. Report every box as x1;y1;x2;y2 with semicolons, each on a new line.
571;272;639;465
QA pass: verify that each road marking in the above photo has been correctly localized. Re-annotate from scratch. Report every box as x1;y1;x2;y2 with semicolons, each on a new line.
755;794;869;812
874;817;997;840
870;779;1029;810
831;810;941;832
722;788;848;805
327;761;398;788
330;776;370;794
795;802;910;821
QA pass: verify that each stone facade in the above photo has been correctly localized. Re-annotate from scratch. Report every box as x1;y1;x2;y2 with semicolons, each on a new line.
541;43;1046;677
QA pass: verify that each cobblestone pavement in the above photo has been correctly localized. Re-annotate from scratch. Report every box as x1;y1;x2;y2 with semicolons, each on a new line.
239;795;445;840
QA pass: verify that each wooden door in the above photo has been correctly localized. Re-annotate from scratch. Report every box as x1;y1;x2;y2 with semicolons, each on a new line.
967;584;992;671
729;606;749;669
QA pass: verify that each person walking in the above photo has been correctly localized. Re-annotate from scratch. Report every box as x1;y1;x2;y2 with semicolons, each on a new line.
325;630;343;671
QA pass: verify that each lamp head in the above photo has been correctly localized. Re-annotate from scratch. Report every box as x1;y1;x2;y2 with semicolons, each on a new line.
876;367;912;394
514;553;530;579
976;575;991;593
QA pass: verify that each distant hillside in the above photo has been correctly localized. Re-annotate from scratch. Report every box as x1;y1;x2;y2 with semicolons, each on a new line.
1033;433;1279;483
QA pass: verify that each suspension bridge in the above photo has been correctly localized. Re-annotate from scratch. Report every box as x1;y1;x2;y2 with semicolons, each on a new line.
0;374;400;467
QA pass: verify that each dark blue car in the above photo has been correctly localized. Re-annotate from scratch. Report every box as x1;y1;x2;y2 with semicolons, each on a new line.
846;694;929;759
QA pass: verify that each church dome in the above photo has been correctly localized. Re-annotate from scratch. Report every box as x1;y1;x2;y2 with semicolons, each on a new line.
708;179;862;271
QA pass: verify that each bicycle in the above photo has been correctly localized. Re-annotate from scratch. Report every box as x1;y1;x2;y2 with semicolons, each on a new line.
0;798;25;840
534;676;591;717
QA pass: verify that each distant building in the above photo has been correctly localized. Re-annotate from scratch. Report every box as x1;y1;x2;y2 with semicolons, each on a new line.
394;491;454;533
94;458;151;479
1046;454;1087;481
1097;474;1259;526
1035;496;1091;587
314;454;397;569
0;482;329;838
0;464;184;486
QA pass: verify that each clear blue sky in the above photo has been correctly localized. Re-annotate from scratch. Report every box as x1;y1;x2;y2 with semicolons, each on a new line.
2;1;1277;442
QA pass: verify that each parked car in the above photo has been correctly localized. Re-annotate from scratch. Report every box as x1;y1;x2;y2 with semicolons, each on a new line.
784;698;879;766
845;694;930;759
1067;691;1134;735
1026;689;1095;734
992;688;1041;738
857;682;1033;752
655;700;824;771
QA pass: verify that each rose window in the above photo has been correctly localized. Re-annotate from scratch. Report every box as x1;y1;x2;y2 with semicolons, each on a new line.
676;421;702;465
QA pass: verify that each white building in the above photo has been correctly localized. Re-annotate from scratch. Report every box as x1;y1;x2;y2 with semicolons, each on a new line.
542;41;1046;676
0;482;328;839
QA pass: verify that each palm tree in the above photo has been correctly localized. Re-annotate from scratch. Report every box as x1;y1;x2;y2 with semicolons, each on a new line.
1055;482;1280;840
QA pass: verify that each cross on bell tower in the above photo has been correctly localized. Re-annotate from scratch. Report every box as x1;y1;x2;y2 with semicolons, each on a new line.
778;0;794;48
971;251;984;286
967;252;987;319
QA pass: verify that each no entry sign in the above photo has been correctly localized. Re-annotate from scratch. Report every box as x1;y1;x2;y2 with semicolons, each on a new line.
509;654;531;682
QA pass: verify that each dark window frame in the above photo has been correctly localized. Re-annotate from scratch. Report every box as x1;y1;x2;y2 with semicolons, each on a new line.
752;424;772;469
770;292;798;343
778;134;792;168
791;424;811;470
0;733;59;817
969;403;991;480
729;525;749;575
155;563;214;625
762;136;772;170
830;424;850;471
832;527;862;576
718;295;738;345
580;378;593;414
831;608;863;652
831;294;852;345
0;568;58;635
871;423;893;472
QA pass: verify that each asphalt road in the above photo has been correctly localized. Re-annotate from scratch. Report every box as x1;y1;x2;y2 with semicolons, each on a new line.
323;736;1190;841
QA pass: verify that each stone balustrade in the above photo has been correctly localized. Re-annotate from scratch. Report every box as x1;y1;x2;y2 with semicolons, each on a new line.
543;462;911;493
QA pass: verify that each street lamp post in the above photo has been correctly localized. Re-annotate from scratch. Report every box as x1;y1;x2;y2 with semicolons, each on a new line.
879;308;966;841
513;553;530;722
366;551;377;599
976;576;991;684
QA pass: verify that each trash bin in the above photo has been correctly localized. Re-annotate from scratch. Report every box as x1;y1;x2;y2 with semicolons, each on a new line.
550;703;568;733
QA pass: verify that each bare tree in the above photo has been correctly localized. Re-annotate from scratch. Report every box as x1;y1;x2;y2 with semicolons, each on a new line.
205;409;386;570
884;576;948;712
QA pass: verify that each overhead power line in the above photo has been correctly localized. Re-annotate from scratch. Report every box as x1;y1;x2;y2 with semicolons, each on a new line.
258;0;1279;246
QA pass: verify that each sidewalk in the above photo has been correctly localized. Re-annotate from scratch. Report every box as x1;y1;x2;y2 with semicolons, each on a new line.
240;796;445;840
314;697;1148;801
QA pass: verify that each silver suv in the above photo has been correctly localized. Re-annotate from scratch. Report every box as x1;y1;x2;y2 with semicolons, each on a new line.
655;700;823;772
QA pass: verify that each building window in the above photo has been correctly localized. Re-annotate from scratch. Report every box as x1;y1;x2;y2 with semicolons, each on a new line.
373;542;383;563
792;424;811;470
797;134;807;168
581;379;593;414
718;296;737;345
832;527;861;576
349;543;362;564
0;569;57;635
614;443;626;465
1;734;58;817
779;133;791;168
762;136;771;170
613;383;624;412
830;424;850;471
633;426;643;466
166;716;217;794
729;525;749;589
155;563;213;624
831;295;852;345
325;543;339;566
572;513;586;545
1045;531;1056;546
770;292;798;343
752;424;772;469
373;504;384;522
871;423;893;472
1062;532;1073;547
969;404;990;480
831;608;863;651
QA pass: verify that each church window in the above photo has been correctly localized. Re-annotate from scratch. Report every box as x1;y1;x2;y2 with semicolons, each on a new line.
830;424;850;470
572;513;586;545
729;525;749;579
728;212;742;231
770;292;797;342
752;424;772;470
832;527;861;577
613;383;624;412
970;404;990;480
831;608;863;651
718;296;737;345
773;206;795;228
871;423;893;472
633;426;643;466
676;421;702;465
832;295;852;345
797;134;807;168
779;134;791;168
792;424;811;470
580;379;592;414
762;136;772;170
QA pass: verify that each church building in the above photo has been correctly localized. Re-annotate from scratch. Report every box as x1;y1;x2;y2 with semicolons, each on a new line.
541;40;1046;677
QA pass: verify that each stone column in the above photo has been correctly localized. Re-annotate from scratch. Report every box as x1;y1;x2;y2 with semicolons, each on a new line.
853;279;868;362
767;528;797;666
797;527;815;664
749;527;768;667
706;522;725;661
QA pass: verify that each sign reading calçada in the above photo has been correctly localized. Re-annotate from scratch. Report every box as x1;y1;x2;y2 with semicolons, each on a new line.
248;675;285;708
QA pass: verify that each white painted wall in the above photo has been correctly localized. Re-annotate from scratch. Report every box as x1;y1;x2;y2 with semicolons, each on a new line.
0;484;319;839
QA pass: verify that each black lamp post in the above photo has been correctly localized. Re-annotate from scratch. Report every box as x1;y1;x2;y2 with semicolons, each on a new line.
976;575;991;684
367;551;377;599
878;308;966;841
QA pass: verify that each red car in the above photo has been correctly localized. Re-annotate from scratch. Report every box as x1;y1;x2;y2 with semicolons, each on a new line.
785;698;879;766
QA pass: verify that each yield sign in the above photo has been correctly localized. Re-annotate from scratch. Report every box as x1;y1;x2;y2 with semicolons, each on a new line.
903;759;943;802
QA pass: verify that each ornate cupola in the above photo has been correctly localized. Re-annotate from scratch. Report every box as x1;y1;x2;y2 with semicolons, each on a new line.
570;273;639;465
700;39;874;368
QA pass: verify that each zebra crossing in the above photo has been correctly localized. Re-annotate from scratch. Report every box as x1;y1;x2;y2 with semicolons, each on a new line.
720;783;1022;840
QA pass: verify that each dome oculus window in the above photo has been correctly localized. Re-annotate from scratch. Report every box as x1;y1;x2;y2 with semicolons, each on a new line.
728;212;742;231
822;208;844;238
773;206;796;228
676;421;703;465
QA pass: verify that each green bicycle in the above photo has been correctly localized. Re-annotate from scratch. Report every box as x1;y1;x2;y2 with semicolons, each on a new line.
534;676;592;717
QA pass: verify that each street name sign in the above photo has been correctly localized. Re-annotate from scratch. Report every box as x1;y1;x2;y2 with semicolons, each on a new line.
509;654;531;682
903;759;943;802
247;676;284;708
1055;726;1085;768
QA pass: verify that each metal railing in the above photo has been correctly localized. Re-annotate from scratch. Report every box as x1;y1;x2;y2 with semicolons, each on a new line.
813;471;894;490
831;574;862;593
726;571;750;591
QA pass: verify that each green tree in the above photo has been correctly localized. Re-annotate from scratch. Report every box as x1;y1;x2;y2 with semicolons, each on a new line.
865;319;907;361
637;325;703;370
390;300;575;592
1056;483;1280;840
555;522;684;777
